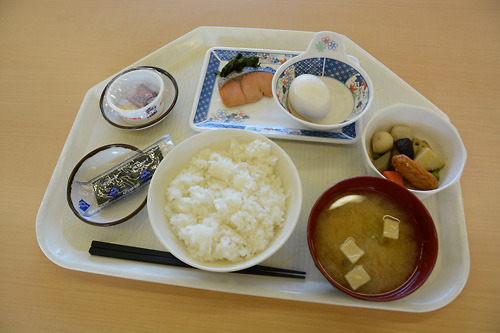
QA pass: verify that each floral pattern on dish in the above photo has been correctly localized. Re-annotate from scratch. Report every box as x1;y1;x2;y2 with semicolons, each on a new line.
208;109;250;123
315;36;339;52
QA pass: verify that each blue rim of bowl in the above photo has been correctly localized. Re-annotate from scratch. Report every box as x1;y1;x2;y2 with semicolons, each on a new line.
99;66;179;130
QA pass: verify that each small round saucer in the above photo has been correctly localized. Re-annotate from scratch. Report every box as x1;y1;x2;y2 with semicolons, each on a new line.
67;144;148;226
100;66;178;130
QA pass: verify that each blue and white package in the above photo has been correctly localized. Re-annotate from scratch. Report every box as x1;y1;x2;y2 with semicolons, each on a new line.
75;135;174;217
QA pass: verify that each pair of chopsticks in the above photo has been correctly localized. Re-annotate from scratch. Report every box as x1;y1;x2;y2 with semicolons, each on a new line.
89;241;306;279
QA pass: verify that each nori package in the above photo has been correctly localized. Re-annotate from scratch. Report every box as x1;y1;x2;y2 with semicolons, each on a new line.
75;135;174;217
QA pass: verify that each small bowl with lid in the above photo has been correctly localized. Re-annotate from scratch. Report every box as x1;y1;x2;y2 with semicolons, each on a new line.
272;31;373;131
101;66;178;129
106;68;165;125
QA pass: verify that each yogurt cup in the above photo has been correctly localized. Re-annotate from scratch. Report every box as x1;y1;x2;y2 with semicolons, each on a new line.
106;69;165;125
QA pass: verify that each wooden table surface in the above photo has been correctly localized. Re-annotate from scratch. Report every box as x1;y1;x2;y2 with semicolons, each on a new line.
1;0;499;331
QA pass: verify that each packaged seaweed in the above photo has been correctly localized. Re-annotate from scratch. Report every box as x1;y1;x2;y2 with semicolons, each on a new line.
74;135;174;217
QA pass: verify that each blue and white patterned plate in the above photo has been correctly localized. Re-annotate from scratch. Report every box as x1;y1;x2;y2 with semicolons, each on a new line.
189;47;361;143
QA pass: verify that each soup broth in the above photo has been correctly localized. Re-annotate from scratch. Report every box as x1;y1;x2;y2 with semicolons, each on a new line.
312;190;420;294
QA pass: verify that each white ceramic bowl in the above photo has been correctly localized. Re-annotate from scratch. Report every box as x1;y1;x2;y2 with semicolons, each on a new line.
361;103;467;199
272;31;373;131
147;129;303;272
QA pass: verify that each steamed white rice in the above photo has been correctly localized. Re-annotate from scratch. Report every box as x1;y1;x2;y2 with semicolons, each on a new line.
163;139;287;262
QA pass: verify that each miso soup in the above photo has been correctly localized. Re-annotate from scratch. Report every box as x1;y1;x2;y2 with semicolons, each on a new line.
312;190;420;294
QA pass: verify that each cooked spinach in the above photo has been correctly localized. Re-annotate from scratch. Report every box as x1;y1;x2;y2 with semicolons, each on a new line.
215;53;260;77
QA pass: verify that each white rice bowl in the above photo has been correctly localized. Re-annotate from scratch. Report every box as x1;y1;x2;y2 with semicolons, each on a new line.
147;129;302;272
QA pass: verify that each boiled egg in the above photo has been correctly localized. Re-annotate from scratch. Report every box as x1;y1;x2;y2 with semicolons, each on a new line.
288;74;331;121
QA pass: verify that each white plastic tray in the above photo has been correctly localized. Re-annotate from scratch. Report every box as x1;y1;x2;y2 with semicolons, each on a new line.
36;27;469;312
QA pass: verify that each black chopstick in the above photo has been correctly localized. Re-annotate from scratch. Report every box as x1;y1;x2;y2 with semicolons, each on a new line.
90;241;306;279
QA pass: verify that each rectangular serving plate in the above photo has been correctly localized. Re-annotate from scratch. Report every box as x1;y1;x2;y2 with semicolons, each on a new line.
190;47;361;143
36;27;469;313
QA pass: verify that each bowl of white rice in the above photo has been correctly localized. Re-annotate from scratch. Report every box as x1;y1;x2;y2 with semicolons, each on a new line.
147;129;303;272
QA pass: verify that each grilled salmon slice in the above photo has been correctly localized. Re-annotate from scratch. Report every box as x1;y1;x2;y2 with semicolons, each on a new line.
218;67;275;107
219;80;246;107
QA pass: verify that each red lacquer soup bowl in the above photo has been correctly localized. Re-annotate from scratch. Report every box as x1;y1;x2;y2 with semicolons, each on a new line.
307;176;438;301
